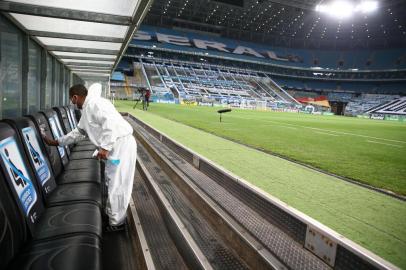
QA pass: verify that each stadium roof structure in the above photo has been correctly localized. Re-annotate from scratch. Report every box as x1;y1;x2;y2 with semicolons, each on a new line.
0;0;153;81
143;0;406;49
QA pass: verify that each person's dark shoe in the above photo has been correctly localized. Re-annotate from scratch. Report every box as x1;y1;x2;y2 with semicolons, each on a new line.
105;222;127;232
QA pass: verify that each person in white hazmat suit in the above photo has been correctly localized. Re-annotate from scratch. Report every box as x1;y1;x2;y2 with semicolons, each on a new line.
43;84;137;231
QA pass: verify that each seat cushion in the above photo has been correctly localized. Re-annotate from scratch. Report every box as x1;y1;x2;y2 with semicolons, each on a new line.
76;140;94;146
33;203;102;240
69;150;96;160
46;183;101;207
72;145;97;152
9;235;101;270
64;159;101;171
57;169;101;185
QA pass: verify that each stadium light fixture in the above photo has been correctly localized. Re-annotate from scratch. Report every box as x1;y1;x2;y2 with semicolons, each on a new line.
316;1;378;19
356;1;378;13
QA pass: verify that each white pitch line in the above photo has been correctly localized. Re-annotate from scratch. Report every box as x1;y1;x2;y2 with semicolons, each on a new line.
229;114;406;144
279;126;298;130
366;140;403;148
314;131;340;137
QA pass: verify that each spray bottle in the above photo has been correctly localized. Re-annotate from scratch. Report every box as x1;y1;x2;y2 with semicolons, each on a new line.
92;149;120;165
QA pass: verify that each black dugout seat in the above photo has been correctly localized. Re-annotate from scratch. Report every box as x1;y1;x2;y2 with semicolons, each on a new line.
53;106;73;134
27;113;101;185
3;118;101;208
65;106;94;147
39;110;99;171
53;107;95;150
49;108;97;154
64;106;95;147
0;172;101;270
10;235;101;270
53;107;98;160
0;122;102;241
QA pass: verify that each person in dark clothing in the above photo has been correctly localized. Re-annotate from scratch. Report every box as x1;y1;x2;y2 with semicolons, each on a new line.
143;89;151;111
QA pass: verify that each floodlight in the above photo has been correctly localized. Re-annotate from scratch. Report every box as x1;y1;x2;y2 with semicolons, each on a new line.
356;1;378;13
332;1;354;18
316;1;354;19
316;0;378;19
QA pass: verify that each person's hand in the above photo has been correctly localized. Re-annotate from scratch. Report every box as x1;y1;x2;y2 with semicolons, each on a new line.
97;148;109;160
43;136;59;146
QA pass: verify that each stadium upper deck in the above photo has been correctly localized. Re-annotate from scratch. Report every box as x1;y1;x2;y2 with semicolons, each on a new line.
132;25;406;70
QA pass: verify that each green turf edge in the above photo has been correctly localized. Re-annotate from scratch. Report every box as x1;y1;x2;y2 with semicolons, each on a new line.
116;101;406;268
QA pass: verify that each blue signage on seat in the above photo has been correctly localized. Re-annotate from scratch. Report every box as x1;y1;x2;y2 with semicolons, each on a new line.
0;137;37;216
48;116;66;158
22;127;51;187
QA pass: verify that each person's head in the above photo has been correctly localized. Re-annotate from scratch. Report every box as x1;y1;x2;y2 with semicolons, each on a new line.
69;84;88;109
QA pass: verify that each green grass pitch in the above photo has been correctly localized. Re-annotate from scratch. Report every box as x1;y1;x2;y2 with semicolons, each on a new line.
116;100;406;268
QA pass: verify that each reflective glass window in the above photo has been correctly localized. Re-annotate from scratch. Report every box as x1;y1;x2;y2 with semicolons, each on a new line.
0;31;22;118
27;40;41;113
53;60;60;106
45;54;53;108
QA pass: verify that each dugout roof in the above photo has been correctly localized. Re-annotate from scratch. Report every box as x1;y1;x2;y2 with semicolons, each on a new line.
0;0;153;81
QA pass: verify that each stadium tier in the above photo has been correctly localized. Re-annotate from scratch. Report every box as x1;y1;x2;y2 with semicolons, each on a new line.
110;26;405;113
133;26;406;70
112;57;300;105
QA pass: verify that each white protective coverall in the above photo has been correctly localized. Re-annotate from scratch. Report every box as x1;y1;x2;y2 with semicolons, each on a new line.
57;96;137;226
88;83;102;99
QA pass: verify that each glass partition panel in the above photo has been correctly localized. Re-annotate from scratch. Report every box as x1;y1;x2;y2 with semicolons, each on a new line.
27;40;41;113
0;32;22;118
45;54;53;108
53;60;60;106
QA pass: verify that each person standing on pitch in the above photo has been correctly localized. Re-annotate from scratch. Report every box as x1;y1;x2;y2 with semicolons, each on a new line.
143;88;151;111
43;84;137;231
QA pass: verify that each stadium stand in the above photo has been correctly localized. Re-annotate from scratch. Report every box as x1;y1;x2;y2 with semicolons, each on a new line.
366;96;406;115
113;57;300;105
344;94;399;116
115;25;405;111
133;26;406;70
